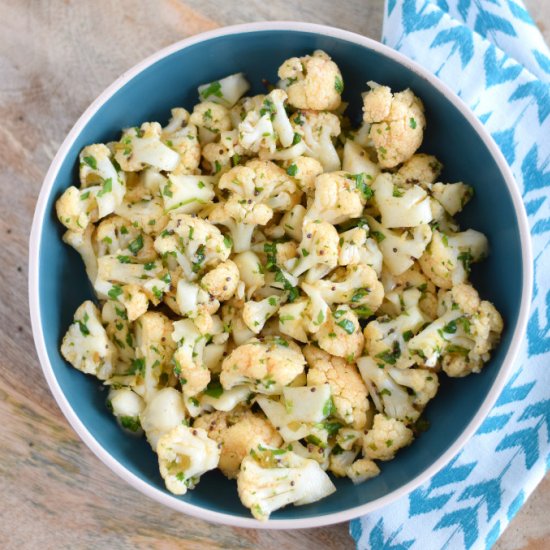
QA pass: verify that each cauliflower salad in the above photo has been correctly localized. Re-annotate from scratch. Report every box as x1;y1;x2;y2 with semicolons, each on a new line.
56;50;503;520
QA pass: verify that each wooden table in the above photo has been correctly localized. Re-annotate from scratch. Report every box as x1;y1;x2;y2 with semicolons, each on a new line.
1;1;548;548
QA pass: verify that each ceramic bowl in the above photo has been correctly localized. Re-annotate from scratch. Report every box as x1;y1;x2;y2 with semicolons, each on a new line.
29;22;532;528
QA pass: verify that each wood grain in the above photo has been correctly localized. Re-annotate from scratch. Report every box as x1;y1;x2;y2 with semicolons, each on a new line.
0;1;547;549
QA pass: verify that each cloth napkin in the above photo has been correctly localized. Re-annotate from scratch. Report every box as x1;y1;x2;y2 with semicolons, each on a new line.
350;1;550;548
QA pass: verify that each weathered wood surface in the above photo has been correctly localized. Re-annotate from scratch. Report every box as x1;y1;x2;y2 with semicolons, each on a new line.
0;1;548;548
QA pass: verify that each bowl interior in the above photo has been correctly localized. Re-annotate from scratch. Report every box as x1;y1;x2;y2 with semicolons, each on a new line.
37;29;524;520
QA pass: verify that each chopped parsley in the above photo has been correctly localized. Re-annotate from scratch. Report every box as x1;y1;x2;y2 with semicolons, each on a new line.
337;318;355;334
286;163;298;177
334;75;344;94
128;234;144;255
82;156;97;170
204;379;224;399
200;81;223;100
108;285;123;300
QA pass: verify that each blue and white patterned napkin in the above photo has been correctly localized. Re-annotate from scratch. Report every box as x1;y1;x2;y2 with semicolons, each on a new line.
351;1;550;548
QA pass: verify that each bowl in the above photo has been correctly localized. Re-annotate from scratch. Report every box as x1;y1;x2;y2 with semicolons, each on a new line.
29;21;532;528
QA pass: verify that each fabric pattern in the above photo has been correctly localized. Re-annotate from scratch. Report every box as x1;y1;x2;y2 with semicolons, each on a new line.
350;1;550;548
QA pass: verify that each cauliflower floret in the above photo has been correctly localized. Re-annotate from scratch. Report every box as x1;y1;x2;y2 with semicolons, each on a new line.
302;264;385;318
282;156;324;196
242;295;283;334
277;50;343;111
346;458;381;485
277;204;307;242
108;387;145;433
114;122;180;172
154;214;230;280
201;260;240;301
172;319;211;397
315;305;364;361
418;229;489;289
220;336;306;394
358;355;438;423
139;387;187;449
194;409;282;479
305;171;368;225
209;162;298;252
373;173;433;228
198;72;250;108
189;101;232;145
232;251;265;296
172;276;220;332
237;445;336;521
407;284;503;373
289;110;341;172
221;299;256;346
161;108;201;174
366;215;432;276
63;225;98;283
342;141;380;181
304;345;368;429
56;186;98;233
286;221;339;280
396;154;442;185
132;312;176;402
431;182;474;216
60;301;116;380
362;288;427;369
363;85;426;168
278;298;310;343
202;129;245;175
338;227;383;275
157;425;220;495
160;174;215;215
363;413;414;461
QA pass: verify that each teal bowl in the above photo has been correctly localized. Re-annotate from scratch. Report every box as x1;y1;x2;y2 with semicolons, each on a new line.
29;22;532;528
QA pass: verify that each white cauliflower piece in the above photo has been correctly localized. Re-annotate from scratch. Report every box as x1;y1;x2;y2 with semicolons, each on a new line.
55;185;98;233
161;107;201;174
342;140;380;181
198;73;250;108
431;182;474;216
358;355;438;423
305;171;368;225
346;458;381;484
220;336;306;394
363;413;414;460
154;214;230;280
201;260;240;301
140;387;187;449
315;305;364;361
171;319;211;397
373;173;433;228
194;409;282;479
157;425;220;495
202;129;245;175
242;295;283;334
189;101;232;145
362;288;427;369
338;227;383;275
304;345;368;429
114;123;180;172
237;445;336;521
161;174;215;215
397;154;442;185
63;225;98;283
302;264;385;318
108;387;145;433
277;50;343;111
278;299;310;343
209;162;298;252
232;250;265;296
418;229;488;289
60;301;116;380
286;220;339;280
362;84;426;168
283;156;324;196
408;284;503;374
366;215;432;276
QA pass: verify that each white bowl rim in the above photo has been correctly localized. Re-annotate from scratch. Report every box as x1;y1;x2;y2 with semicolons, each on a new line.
29;20;533;530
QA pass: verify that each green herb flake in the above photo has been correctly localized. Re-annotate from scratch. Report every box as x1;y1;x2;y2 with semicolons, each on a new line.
204;380;224;399
334;75;344;94
292;132;302;145
82;156;97;170
117;255;131;264
337;319;355;334
97;178;112;197
409;117;417;129
286;163;298;177
108;285;123;300
200;81;223;100
128;234;144;255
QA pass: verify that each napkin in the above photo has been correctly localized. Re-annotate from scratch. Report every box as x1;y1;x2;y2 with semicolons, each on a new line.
350;1;550;548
